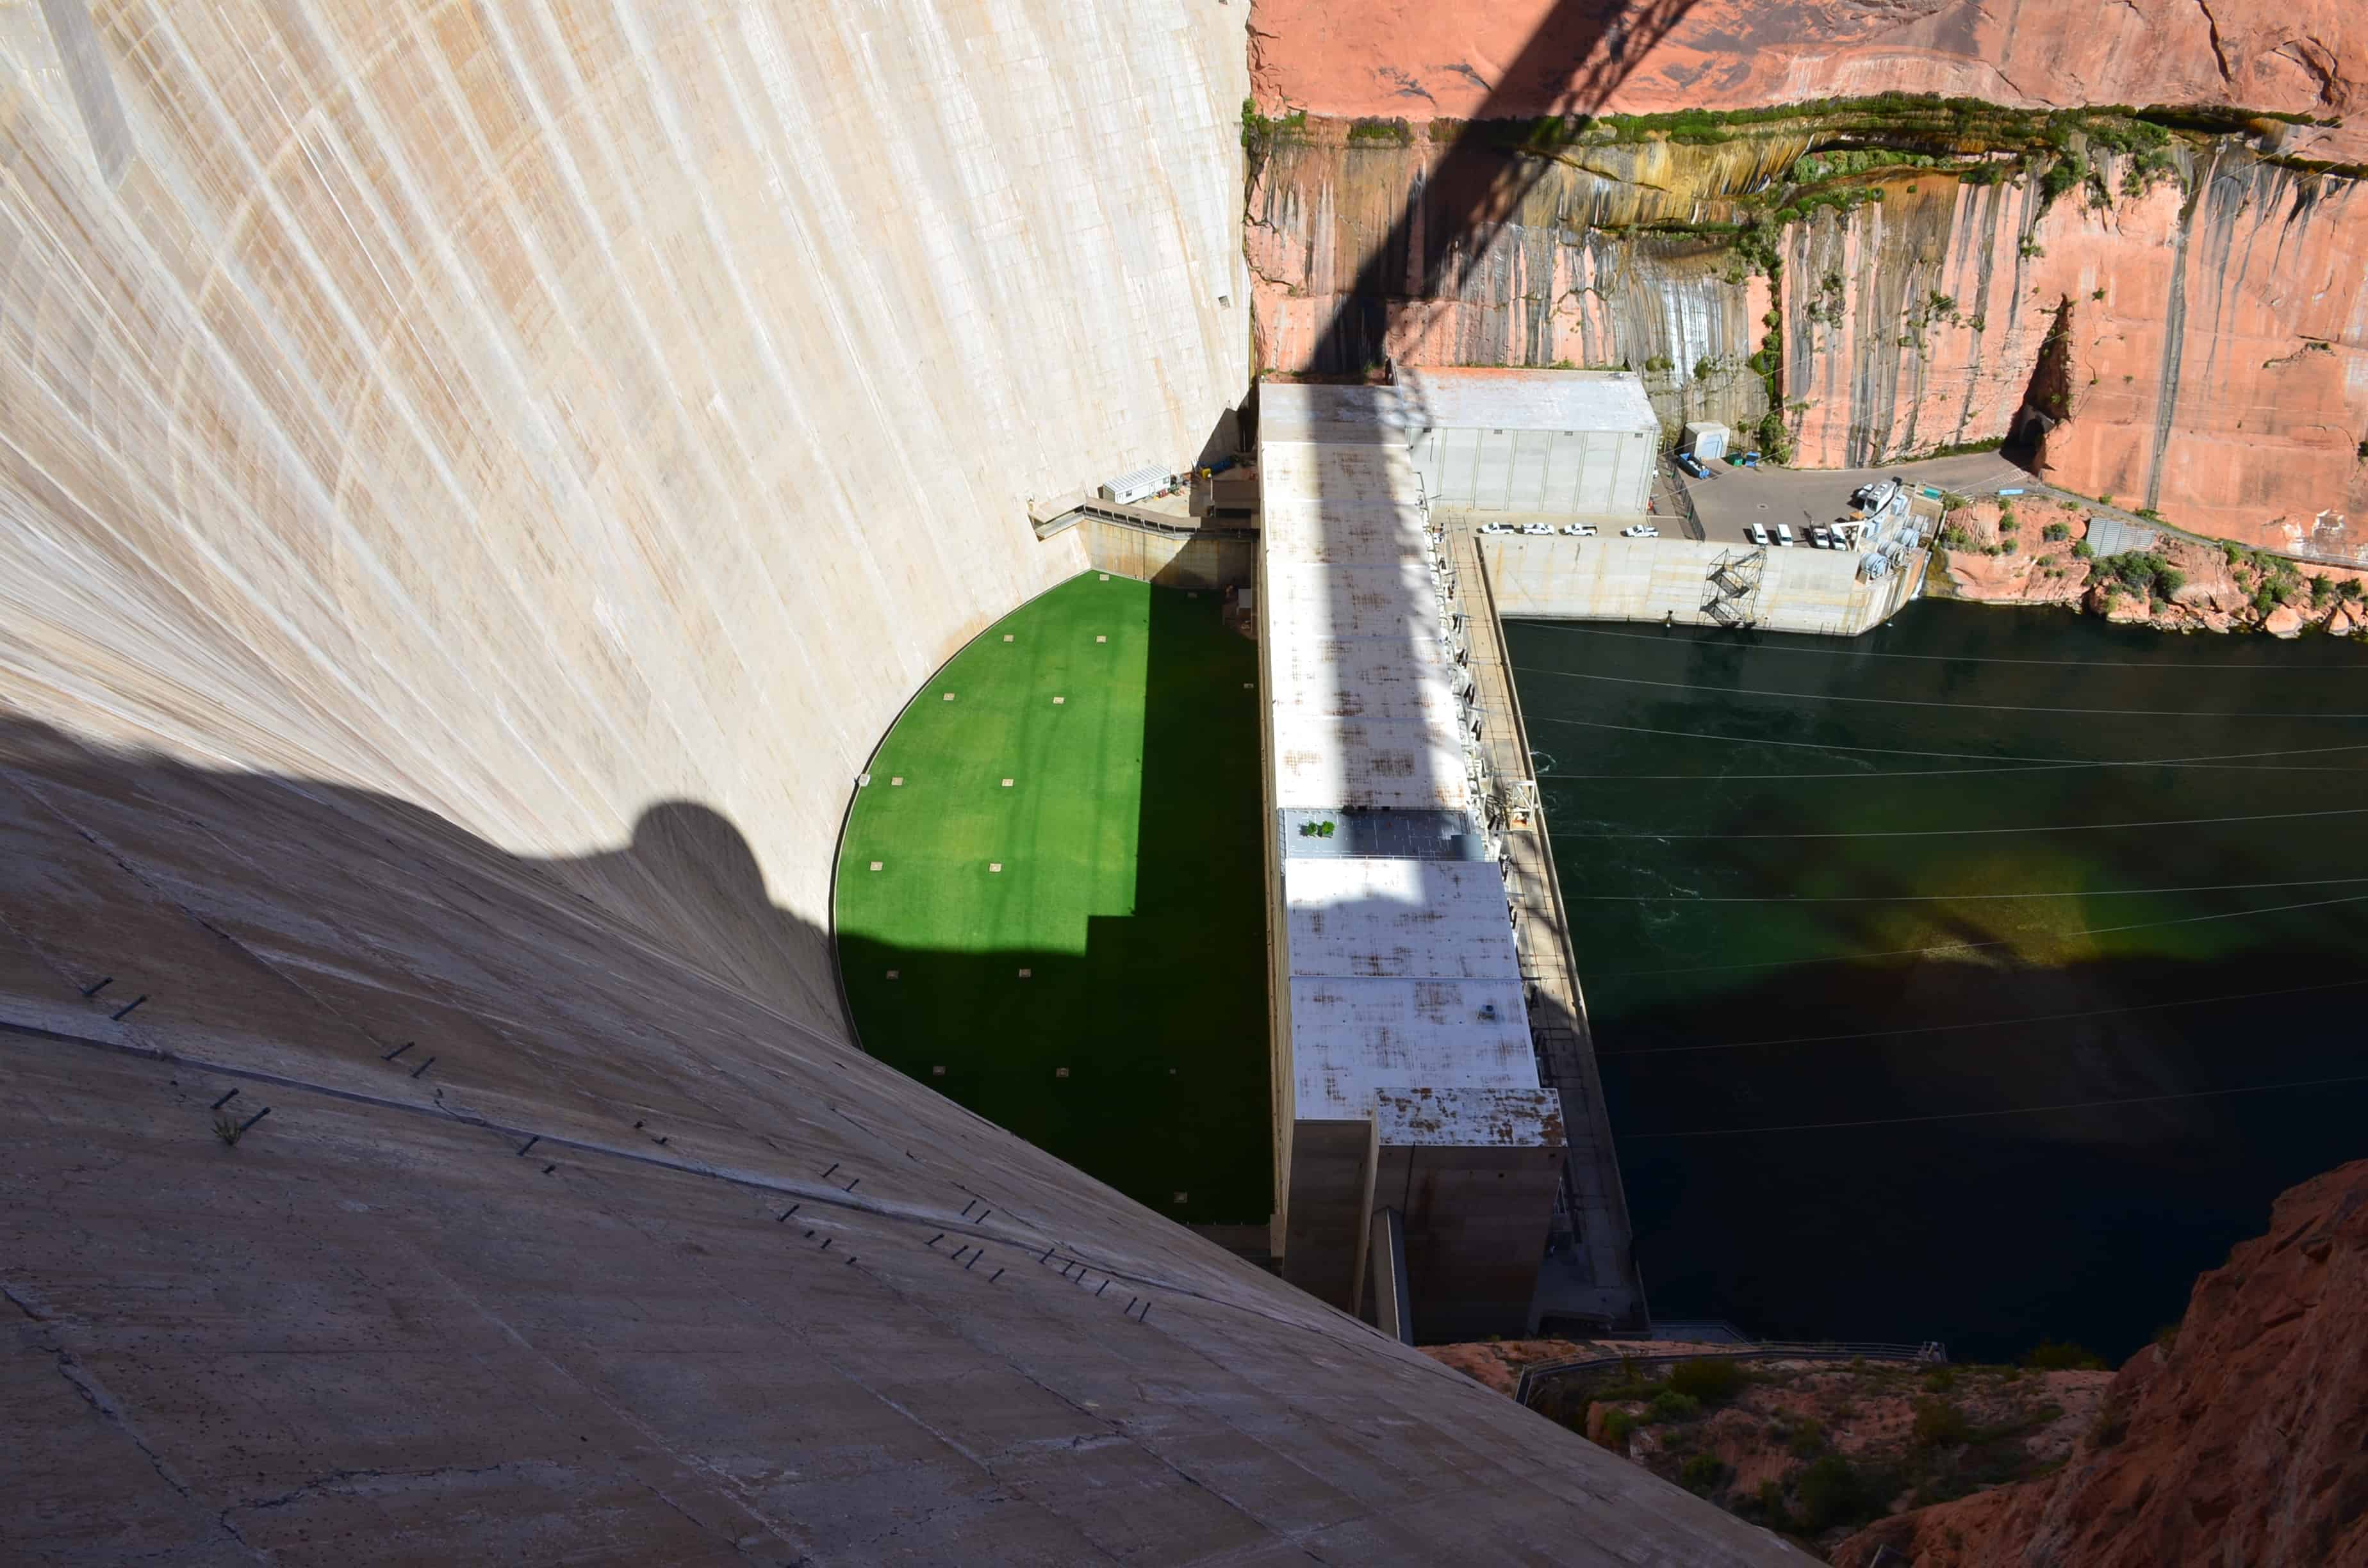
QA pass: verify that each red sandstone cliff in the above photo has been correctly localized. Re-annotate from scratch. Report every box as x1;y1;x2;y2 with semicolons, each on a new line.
1246;1;2368;561
1833;1159;2368;1567
1249;0;2364;162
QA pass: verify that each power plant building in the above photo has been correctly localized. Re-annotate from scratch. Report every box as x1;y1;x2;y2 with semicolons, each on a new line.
1258;370;1653;1343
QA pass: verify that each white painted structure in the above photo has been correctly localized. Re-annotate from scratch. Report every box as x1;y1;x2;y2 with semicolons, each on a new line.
1684;420;1731;461
1258;381;1563;1341
1481;534;1928;635
1396;368;1659;516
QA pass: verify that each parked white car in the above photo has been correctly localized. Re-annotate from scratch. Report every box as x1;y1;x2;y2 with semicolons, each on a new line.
1560;523;1599;537
1518;522;1556;536
1620;523;1659;539
1477;522;1515;535
1812;525;1835;549
1775;523;1795;546
1747;522;1770;546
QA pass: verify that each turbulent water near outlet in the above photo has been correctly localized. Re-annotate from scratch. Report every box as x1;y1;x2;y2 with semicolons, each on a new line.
1507;601;2368;1362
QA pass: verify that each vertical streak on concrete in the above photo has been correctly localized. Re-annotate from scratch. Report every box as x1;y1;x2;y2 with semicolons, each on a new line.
2146;151;2208;511
35;0;127;183
1369;1206;1412;1344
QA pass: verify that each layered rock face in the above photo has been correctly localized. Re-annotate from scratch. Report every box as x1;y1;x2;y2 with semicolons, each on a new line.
1250;122;2368;557
1248;131;1779;433
1247;1;2368;558
0;3;1804;1560
1784;152;2368;553
1249;0;2364;161
1834;1158;2368;1567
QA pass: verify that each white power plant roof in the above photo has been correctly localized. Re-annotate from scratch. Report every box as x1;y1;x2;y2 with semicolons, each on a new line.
1395;366;1659;439
1260;380;1553;1152
1283;859;1524;981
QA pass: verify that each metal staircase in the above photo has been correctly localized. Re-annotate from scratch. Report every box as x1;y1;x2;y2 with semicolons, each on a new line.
1699;544;1767;627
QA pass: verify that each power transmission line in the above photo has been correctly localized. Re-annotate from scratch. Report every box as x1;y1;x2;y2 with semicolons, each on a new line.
1595;977;2368;1057
1509;664;2368;721
1591;892;2368;977
1563;876;2368;904
1620;1070;2368;1140
1511;617;2368;673
1522;712;2368;769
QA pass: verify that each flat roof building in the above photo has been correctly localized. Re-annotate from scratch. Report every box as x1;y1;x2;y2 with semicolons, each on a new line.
1258;369;1659;1341
1258;377;1554;1341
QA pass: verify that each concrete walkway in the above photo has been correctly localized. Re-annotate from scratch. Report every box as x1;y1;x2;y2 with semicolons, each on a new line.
1443;517;1645;1332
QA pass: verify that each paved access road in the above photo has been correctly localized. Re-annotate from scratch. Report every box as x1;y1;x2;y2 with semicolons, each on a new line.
1679;451;2034;544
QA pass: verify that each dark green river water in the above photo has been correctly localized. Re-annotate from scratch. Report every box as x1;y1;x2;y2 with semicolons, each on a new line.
1506;600;2368;1362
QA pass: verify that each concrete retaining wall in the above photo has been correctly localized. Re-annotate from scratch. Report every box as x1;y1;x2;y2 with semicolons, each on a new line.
1481;535;1924;635
1074;519;1256;589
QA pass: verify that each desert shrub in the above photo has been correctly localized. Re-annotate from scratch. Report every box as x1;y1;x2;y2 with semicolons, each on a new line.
1647;1389;1702;1423
1665;1358;1747;1405
2043;521;2070;541
1597;1405;1638;1450
1912;1399;1971;1448
2088;1387;2132;1448
1786;1418;1828;1458
1679;1453;1732;1495
2022;1339;2105;1370
2071;540;2094;560
2101;550;2183;600
1794;1455;1893;1532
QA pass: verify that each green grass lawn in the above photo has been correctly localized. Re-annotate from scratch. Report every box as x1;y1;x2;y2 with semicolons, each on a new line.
835;572;1271;1224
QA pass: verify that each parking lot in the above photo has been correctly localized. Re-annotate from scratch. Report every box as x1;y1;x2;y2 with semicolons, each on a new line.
1675;450;2032;546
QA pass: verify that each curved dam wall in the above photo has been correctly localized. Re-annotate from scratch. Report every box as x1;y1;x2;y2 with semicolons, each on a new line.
1;0;1246;1022
0;4;1799;1560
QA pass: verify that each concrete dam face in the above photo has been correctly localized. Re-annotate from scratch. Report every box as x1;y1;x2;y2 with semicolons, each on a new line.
0;3;1791;1560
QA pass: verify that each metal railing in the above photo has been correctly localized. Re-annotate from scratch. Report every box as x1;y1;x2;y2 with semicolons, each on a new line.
1513;1339;1949;1408
1656;457;1707;541
1033;497;1257;542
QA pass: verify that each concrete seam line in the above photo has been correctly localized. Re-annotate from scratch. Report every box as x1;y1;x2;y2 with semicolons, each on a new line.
0;1013;1361;1339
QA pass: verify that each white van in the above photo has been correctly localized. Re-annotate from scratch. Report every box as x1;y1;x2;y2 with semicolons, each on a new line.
1747;522;1769;546
1775;523;1795;547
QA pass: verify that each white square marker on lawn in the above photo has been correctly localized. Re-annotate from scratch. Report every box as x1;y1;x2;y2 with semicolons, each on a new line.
942;692;955;701
932;1065;945;1077
1003;633;1014;642
1055;1066;1069;1078
1099;574;1109;581
1001;778;1013;787
885;969;898;979
1018;967;1032;977
869;861;883;871
1172;1193;1188;1205
1053;696;1065;705
890;776;903;786
1096;635;1106;643
989;862;1002;872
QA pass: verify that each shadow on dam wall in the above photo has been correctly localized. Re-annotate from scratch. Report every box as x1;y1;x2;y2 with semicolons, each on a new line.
0;714;839;1050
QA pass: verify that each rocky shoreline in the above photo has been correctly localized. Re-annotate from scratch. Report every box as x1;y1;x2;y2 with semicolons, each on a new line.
1932;498;2368;637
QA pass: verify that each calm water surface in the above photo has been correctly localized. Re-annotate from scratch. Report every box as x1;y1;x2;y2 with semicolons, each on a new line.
1506;600;2368;1360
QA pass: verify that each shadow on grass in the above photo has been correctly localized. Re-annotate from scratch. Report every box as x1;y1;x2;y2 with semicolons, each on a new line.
837;582;1272;1227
